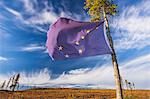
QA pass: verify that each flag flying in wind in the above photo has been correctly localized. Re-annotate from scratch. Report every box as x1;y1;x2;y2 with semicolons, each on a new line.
46;17;112;60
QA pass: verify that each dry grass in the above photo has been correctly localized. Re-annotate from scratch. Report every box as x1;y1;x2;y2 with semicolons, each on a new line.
0;88;150;99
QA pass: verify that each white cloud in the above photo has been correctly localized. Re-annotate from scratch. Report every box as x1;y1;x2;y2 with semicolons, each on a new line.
0;27;12;39
29;25;48;33
20;44;45;52
27;9;58;25
4;7;22;19
120;54;150;88
68;68;91;74
27;9;88;25
1;0;87;33
20;0;37;13
43;49;49;54
0;56;8;61
24;0;88;25
111;0;150;50
0;54;149;89
1;3;47;33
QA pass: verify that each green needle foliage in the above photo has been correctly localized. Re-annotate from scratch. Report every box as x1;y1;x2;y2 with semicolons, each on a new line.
84;0;117;22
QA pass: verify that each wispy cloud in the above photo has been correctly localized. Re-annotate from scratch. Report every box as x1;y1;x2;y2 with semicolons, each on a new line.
1;0;88;34
112;0;150;51
20;0;37;14
0;54;149;89
20;44;45;52
0;56;8;61
4;6;23;19
1;2;47;33
68;68;91;74
27;10;87;25
0;28;12;39
21;53;150;89
26;1;87;25
27;9;58;25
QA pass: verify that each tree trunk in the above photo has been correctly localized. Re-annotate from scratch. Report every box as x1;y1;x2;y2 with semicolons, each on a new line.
103;10;123;99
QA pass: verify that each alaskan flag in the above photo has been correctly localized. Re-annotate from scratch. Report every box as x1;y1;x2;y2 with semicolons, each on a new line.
46;17;112;60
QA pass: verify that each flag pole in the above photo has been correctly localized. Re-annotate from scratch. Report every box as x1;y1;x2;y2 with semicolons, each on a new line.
103;9;124;99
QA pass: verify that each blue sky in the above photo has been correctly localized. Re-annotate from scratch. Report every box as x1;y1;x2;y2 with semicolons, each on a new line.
0;0;150;89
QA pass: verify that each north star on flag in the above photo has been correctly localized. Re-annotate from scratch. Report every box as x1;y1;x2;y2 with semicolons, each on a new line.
46;17;112;60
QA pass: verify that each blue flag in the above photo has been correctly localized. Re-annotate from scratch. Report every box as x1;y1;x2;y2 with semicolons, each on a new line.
46;17;112;60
